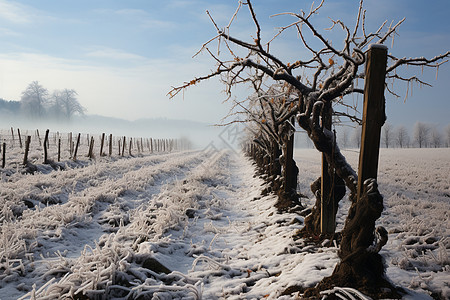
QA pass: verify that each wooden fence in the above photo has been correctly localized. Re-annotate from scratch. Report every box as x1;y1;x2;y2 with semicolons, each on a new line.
0;128;188;169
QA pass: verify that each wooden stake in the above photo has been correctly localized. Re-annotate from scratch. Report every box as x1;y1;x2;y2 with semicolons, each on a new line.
18;128;22;148
10;127;14;146
69;132;73;157
2;142;5;168
88;136;95;159
23;136;31;165
37;129;41;146
109;134;113;156
43;129;50;163
129;138;133;156
100;133;105;156
73;133;81;161
122;136;126;157
58;138;61;162
357;45;388;201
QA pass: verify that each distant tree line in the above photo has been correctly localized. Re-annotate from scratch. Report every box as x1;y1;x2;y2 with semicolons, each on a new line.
0;81;86;121
296;121;450;149
338;122;450;149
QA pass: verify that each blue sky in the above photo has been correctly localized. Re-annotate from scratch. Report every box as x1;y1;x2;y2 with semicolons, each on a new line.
0;0;449;129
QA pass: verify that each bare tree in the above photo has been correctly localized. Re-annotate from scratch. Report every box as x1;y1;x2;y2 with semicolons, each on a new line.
241;83;300;209
169;0;449;297
430;126;442;148
51;89;86;120
382;122;392;148
20;81;49;119
395;125;409;148
414;122;430;148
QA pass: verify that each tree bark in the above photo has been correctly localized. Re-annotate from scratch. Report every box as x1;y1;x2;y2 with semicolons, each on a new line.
308;179;399;299
276;120;302;211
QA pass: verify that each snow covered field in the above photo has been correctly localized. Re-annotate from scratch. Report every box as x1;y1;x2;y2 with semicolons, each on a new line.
0;143;449;299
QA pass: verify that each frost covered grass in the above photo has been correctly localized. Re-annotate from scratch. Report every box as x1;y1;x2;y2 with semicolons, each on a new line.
295;148;450;299
0;145;448;299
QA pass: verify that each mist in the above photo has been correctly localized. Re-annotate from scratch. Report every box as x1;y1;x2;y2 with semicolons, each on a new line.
0;112;226;150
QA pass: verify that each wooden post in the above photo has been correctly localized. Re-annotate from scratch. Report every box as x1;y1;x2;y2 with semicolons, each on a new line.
18;128;22;148
122;136;126;157
118;139;122;156
150;138;153;153
43;129;50;163
23;136;31;165
88;136;95;159
129;137;133;156
73;133;81;160
321;102;334;234
357;44;388;201
36;129;41;146
2;143;5;168
58;138;61;162
100;133;105;156
10;127;14;144
69;132;73;157
109;134;113;156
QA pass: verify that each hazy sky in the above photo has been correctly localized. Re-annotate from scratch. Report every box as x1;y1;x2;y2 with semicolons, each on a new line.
0;0;449;128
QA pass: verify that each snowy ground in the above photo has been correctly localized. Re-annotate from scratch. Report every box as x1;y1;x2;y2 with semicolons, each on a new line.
0;143;449;299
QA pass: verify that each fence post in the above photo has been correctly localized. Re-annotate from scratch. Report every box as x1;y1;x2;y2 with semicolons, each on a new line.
357;44;388;200
109;134;113;156
88;136;95;159
129;137;133;156
43;129;50;163
100;133;105;156
23;136;31;165
10;127;15;146
2;143;5;168
69;132;73;157
321;102;334;234
122;136;126;157
36;129;41;146
73;133;81;161
18;128;22;148
58;138;61;162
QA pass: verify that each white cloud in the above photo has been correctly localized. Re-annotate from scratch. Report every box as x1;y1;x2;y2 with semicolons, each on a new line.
0;0;31;24
85;47;148;61
0;26;19;36
96;7;176;30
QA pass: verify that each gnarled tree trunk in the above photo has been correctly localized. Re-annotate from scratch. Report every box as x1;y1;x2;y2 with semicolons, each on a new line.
306;179;400;299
